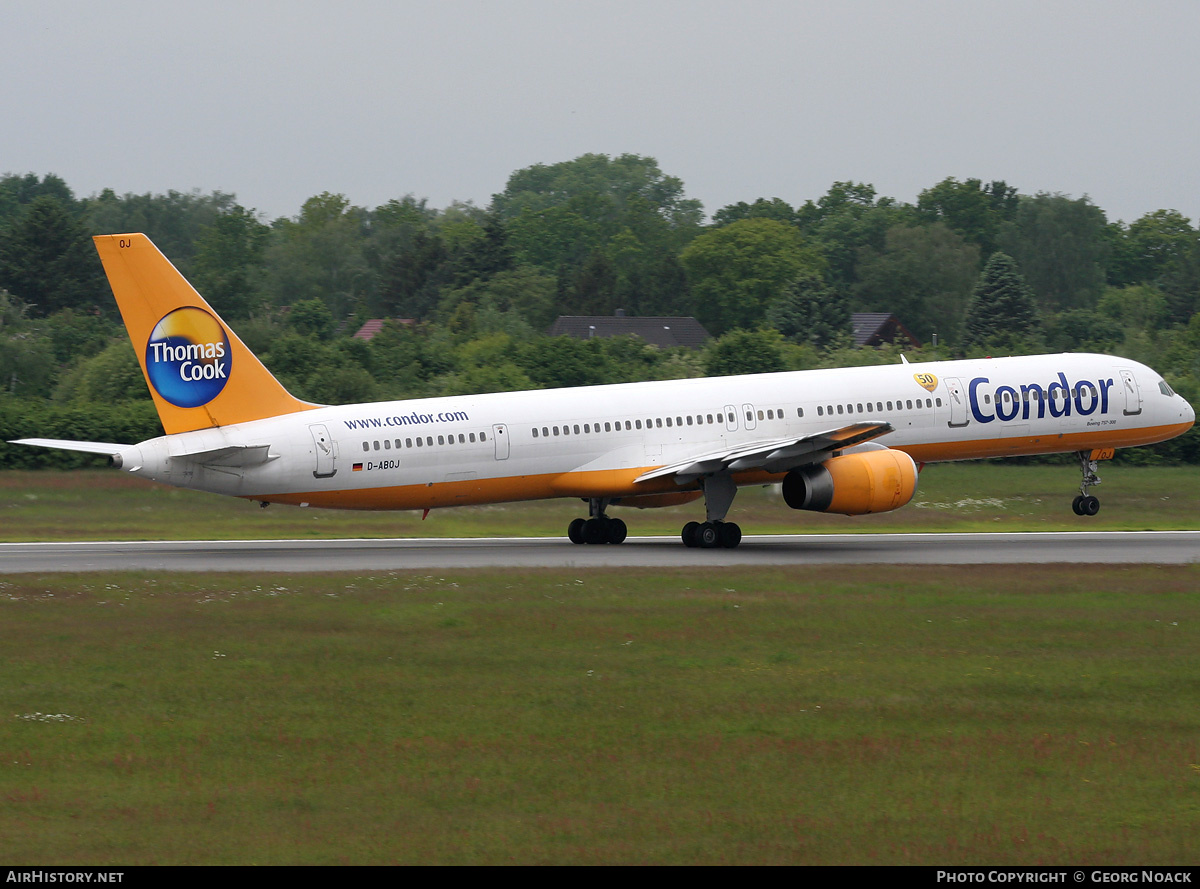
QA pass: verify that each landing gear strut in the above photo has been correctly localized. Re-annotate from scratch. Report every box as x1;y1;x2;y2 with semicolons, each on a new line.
681;475;742;548
1072;450;1101;516
567;498;627;544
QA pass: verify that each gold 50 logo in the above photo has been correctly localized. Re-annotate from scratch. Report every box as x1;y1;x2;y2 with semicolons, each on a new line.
913;373;939;393
145;307;232;408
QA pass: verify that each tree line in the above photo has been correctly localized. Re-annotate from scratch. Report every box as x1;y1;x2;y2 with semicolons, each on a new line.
1;155;1198;468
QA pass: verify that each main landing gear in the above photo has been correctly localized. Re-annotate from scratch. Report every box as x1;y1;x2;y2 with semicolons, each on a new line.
681;474;742;549
1072;450;1102;516
567;498;627;545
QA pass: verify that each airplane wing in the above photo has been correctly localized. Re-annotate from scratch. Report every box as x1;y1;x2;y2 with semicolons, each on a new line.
634;421;894;485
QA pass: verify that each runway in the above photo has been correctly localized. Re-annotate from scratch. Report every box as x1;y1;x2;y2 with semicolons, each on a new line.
1;531;1198;573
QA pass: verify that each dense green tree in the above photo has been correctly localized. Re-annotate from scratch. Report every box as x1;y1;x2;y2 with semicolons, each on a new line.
266;192;371;320
0;291;57;398
189;205;270;319
853;222;980;344
961;253;1040;353
996;193;1109;313
1107;210;1200;321
766;270;850;349
494;154;703;292
680;218;822;334
703;328;788;377
795;182;916;290
0;173;77;227
0;196;106;315
712;197;797;227
916;177;1019;256
85;188;237;271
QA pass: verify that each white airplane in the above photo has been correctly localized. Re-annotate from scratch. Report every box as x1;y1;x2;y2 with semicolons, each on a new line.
12;233;1196;548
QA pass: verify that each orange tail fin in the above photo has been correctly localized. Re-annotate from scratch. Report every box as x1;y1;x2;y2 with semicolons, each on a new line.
94;233;316;434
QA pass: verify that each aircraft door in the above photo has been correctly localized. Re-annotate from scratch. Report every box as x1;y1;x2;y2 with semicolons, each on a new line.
724;404;737;432
944;377;969;427
741;403;757;431
492;424;510;460
309;424;338;478
1119;369;1142;416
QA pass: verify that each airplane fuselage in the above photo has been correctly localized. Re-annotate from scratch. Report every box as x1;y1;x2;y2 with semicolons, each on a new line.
112;352;1194;512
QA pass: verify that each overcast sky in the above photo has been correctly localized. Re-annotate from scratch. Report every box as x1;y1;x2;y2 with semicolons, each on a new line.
5;1;1198;225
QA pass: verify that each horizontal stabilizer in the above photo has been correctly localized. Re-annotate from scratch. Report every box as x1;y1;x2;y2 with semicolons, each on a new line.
176;444;275;467
9;438;129;456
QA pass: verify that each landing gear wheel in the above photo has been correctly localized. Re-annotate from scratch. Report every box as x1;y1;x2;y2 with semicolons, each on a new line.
682;521;700;548
605;517;627;545
696;522;720;548
1081;495;1100;516
583;517;608;544
568;517;586;544
718;521;742;549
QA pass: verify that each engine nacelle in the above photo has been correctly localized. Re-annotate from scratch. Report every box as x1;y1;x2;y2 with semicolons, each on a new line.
782;449;917;515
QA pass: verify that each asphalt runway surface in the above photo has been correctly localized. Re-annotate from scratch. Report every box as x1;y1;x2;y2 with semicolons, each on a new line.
1;531;1198;573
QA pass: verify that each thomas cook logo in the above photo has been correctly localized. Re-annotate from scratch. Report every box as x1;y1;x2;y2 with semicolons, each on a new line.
145;307;232;408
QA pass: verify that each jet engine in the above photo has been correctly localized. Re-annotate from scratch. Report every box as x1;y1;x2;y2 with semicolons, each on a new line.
782;448;917;515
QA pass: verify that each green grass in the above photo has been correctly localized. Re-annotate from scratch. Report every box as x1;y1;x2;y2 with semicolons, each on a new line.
2;463;1199;541
1;565;1197;864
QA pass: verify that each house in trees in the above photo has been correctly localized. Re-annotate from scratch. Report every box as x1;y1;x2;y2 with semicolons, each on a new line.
352;318;414;341
549;311;712;349
851;313;920;348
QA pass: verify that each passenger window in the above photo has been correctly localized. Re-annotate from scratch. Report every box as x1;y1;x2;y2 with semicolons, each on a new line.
438;435;445;446
384;440;391;450
416;438;423;447
469;433;476;443
757;410;764;421
362;442;369;452
480;432;487;441
406;438;413;448
373;441;380;451
707;414;714;424
797;408;804;418
817;406;824;417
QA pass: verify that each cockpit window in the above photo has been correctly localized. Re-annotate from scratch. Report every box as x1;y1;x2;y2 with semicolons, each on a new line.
1159;380;1176;397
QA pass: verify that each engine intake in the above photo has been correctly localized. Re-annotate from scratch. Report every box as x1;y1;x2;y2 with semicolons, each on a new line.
782;449;917;515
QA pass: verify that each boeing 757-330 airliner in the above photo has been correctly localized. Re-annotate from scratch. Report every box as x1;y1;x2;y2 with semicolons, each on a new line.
12;234;1195;548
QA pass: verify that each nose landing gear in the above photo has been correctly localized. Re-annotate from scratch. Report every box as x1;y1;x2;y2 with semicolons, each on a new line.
1072;450;1103;516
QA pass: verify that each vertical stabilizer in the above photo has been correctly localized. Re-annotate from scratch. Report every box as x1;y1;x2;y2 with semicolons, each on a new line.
94;233;316;434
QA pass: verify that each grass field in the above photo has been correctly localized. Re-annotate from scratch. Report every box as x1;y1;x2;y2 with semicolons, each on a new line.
1;565;1198;865
1;466;1197;864
1;463;1199;541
